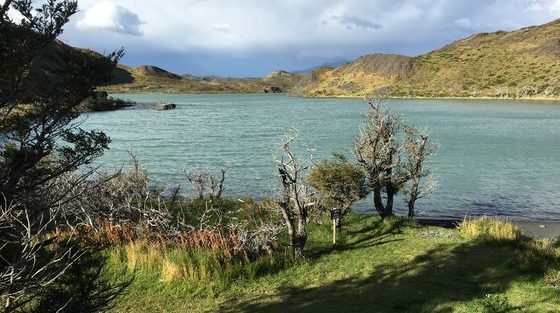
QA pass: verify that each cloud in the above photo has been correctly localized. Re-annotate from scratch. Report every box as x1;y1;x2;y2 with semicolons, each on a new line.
63;0;560;76
76;1;143;36
211;23;231;33
453;18;472;29
329;14;383;30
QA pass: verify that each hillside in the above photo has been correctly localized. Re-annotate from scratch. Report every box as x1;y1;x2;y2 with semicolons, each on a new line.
101;19;560;98
103;65;303;94
292;19;560;98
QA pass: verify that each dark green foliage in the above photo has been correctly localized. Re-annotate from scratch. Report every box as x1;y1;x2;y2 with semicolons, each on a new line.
307;153;367;216
0;1;125;311
34;241;133;313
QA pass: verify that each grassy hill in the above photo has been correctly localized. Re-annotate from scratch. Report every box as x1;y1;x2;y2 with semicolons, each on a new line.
100;19;560;98
103;65;303;94
292;19;560;98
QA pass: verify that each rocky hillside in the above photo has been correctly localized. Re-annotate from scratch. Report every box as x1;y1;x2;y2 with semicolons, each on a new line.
103;65;303;94
292;19;560;98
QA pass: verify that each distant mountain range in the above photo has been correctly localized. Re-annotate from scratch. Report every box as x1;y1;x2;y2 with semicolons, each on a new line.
106;65;303;94
103;19;560;99
291;58;350;74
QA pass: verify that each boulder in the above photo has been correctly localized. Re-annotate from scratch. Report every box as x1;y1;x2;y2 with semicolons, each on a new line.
154;102;177;110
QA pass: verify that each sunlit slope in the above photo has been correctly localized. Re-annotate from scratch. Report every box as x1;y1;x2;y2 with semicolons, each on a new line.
104;65;303;94
292;19;560;98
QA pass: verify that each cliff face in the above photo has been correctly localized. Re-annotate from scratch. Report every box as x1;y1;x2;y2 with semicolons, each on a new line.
292;19;560;98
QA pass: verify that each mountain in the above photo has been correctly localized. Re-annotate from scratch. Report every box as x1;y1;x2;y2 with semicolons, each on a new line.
291;58;350;74
102;19;560;98
292;19;560;98
103;66;303;94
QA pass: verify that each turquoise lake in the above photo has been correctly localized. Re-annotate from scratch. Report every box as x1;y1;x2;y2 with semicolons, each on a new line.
83;94;560;220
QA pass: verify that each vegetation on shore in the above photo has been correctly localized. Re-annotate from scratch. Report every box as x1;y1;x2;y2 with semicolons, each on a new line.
107;214;560;313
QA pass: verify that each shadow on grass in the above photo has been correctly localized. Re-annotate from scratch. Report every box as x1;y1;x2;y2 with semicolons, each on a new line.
221;238;559;313
34;241;133;313
306;216;410;260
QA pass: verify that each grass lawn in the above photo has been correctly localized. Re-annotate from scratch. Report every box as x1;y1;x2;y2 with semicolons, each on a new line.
108;214;560;312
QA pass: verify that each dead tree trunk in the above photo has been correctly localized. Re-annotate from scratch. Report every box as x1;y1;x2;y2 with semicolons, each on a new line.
274;131;314;259
404;129;437;219
354;99;405;220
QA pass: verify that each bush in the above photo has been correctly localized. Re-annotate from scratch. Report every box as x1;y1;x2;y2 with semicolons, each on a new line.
459;217;522;242
480;294;519;313
307;154;367;216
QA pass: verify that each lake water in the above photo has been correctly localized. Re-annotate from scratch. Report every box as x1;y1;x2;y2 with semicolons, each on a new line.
83;94;560;220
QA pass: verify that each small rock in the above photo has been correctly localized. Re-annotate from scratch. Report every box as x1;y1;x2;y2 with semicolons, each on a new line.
422;230;461;239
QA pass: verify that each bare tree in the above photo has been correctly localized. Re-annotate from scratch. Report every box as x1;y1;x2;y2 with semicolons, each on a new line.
273;131;315;259
184;166;229;199
403;127;438;219
0;199;80;312
354;99;407;219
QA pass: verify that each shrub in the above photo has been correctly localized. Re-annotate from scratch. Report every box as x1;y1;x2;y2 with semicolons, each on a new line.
307;153;367;217
480;294;519;313
544;269;560;288
459;217;522;242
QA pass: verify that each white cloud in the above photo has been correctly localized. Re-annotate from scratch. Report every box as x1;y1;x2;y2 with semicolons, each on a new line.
76;1;143;36
519;0;560;13
211;23;231;33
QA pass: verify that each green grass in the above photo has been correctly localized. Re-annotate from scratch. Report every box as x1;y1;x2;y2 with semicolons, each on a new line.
107;214;560;312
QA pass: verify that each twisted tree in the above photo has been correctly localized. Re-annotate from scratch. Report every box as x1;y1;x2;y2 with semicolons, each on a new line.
273;131;315;259
403;126;437;219
0;1;123;311
354;99;436;220
354;100;408;219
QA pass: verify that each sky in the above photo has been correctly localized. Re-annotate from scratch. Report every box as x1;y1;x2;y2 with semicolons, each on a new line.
32;0;560;76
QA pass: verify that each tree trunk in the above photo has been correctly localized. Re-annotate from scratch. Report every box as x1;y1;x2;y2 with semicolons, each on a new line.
408;181;419;219
385;183;395;218
292;233;306;259
373;187;385;217
407;200;415;219
373;186;395;220
292;213;307;259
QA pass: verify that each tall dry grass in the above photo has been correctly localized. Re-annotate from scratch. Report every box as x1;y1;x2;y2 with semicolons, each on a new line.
110;240;291;287
459;216;522;241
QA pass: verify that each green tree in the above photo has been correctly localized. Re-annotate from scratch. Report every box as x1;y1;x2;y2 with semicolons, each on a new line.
307;153;367;226
0;1;123;311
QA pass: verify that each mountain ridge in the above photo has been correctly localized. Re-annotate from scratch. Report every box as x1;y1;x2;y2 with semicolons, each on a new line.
291;18;560;98
102;18;560;99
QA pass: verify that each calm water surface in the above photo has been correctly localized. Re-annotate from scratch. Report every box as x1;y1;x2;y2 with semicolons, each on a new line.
83;94;560;220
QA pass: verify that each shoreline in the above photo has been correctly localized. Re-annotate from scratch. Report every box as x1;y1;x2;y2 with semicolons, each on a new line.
102;90;560;102
418;218;560;239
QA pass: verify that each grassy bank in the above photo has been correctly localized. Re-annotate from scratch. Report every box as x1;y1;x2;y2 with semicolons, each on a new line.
106;214;560;312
